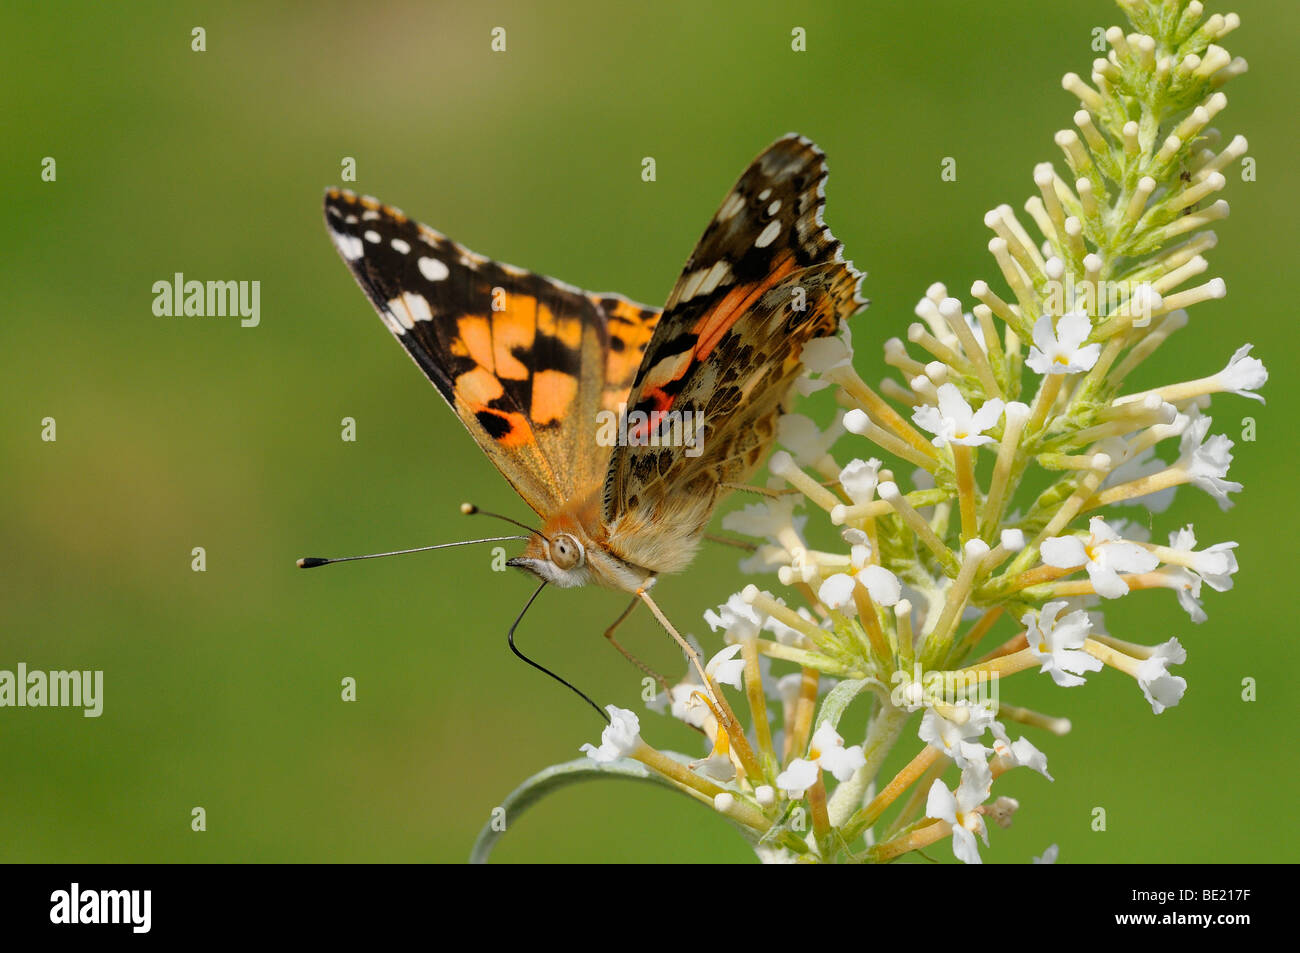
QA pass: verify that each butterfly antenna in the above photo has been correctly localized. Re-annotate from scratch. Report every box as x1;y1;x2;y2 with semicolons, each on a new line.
296;536;528;569
461;502;550;542
508;582;609;723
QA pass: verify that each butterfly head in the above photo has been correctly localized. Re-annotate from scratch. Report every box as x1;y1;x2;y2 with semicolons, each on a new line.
506;523;593;589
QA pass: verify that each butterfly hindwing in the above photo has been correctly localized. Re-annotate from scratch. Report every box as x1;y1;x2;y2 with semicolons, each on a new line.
323;189;661;517
600;135;865;569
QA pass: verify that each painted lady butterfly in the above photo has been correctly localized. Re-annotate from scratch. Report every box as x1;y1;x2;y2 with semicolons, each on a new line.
315;135;863;691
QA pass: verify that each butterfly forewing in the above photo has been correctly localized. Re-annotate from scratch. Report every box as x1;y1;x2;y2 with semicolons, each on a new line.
323;189;660;517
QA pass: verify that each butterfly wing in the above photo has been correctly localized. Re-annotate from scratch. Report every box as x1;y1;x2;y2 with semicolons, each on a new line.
323;189;660;517
600;135;865;572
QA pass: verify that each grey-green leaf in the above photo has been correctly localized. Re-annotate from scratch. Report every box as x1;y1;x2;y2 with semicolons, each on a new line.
469;757;682;863
817;677;880;732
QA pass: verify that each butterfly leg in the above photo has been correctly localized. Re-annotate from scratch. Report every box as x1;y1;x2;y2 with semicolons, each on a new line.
603;596;672;695
720;480;843;498
702;532;758;552
719;481;803;499
635;587;762;780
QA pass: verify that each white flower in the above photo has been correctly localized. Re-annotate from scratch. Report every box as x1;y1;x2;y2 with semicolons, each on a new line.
1168;525;1239;592
991;723;1053;780
774;672;804;708
913;383;1005;447
926;760;993;864
778;411;845;466
813;726;867;781
1023;601;1103;687
721;495;801;542
839;457;883;504
1033;844;1060;864
1214;344;1267;402
1041;517;1160;599
648;637;715;728
857;564;902;605
775;757;820;798
705;644;745;689
919;703;997;769
579;707;642;762
1176;411;1241;510
1026;312;1101;375
763;606;813;646
693;751;736;781
755;846;799;864
659;682;710;728
704;593;764;641
1137;638;1187;714
797;323;853;395
775;723;866;797
1157;566;1208;623
737;545;791;576
817;573;858;614
1157;525;1239;624
849;542;871;570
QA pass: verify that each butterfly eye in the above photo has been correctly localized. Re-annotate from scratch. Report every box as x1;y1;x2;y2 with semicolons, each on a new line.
550;534;584;571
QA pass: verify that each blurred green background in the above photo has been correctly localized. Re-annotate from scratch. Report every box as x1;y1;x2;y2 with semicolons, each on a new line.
2;0;1293;863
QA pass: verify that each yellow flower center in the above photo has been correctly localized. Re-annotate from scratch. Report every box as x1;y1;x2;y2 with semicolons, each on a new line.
710;726;731;759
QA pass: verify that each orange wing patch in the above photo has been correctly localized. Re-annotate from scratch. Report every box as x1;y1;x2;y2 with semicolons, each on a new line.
691;255;797;359
598;297;661;412
536;301;583;351
531;369;578;425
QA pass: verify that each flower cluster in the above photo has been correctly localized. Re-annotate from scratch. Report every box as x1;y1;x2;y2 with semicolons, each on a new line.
569;1;1262;863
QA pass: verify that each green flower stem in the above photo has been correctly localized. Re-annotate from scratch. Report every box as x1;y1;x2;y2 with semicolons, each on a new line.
631;743;772;834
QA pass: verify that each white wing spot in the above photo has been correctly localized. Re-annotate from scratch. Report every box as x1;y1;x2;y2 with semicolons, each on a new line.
419;256;450;281
344;214;358;224
332;232;364;261
678;267;707;302
362;210;380;221
388;292;433;330
767;200;781;215
391;238;410;254
698;260;731;296
757;188;773;202
378;308;406;336
364;230;381;244
755;220;781;248
718;192;745;221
